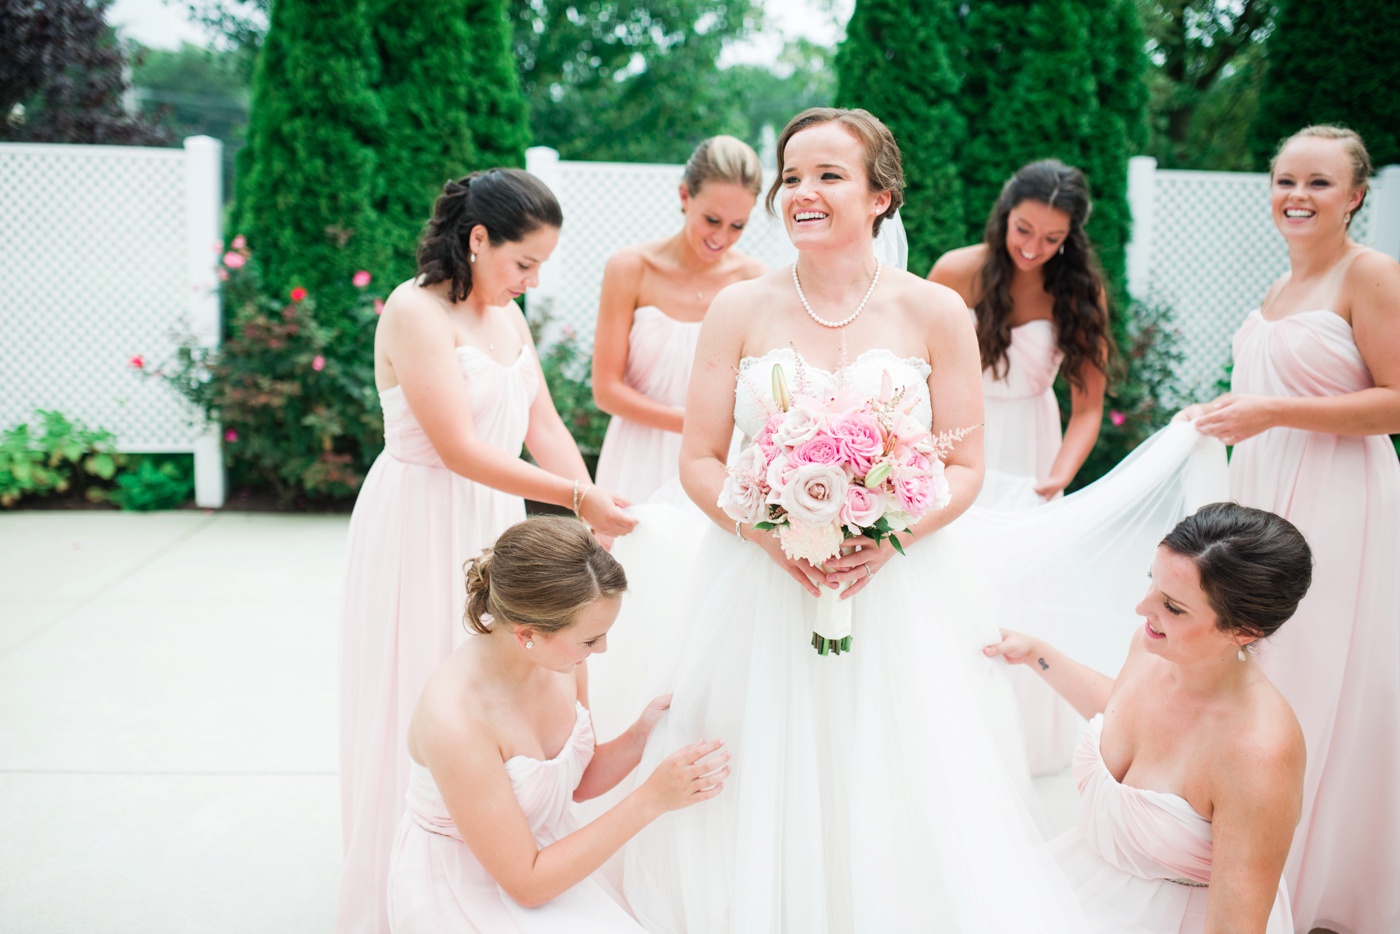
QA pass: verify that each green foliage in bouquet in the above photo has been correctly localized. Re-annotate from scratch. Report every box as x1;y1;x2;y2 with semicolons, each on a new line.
0;410;120;508
158;245;384;505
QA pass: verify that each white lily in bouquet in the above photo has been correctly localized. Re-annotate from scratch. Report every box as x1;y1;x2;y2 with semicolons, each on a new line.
720;363;975;655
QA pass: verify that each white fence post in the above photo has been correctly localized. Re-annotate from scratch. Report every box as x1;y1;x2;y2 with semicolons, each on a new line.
525;146;564;341
1369;164;1400;262
1125;155;1158;300
184;135;226;508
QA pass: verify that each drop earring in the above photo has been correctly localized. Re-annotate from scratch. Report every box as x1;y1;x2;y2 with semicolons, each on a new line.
469;252;476;264
1058;244;1065;255
1237;647;1247;662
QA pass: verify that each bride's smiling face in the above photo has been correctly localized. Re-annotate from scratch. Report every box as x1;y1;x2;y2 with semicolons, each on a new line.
780;122;891;250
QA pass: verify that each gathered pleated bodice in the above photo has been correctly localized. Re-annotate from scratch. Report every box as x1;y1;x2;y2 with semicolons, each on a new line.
378;345;539;467
1232;310;1374;398
733;346;934;439
983;319;1064;401
623;306;703;406
1075;715;1213;885
405;702;596;843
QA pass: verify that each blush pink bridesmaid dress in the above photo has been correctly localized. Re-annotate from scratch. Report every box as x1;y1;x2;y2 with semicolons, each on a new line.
336;345;539;934
386;703;645;932
1228;309;1400;934
1052;715;1294;933
593;307;702;503
974;318;1082;778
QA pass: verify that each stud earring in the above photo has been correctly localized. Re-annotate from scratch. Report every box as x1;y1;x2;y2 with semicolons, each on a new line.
1237;647;1247;662
1058;244;1065;255
525;639;534;649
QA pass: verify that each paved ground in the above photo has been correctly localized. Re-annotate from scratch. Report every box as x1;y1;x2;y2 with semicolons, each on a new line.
0;511;347;933
0;510;1079;933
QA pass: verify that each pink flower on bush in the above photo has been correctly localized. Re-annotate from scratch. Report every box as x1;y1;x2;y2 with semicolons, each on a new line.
352;270;372;288
290;287;308;303
231;235;247;250
222;250;246;269
373;297;385;315
1109;410;1126;427
224;429;238;443
312;355;326;372
129;354;144;369
217;268;230;281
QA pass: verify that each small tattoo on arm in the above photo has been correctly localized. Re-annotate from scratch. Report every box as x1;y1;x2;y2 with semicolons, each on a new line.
1037;657;1049;671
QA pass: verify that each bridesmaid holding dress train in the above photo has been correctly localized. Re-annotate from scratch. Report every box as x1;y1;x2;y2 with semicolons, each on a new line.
591;136;766;503
336;169;636;934
1187;125;1400;934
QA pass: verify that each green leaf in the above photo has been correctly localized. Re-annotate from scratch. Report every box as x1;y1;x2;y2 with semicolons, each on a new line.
888;533;906;556
754;521;776;531
89;453;117;480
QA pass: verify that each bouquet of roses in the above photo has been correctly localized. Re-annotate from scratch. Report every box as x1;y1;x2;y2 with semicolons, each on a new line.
720;363;974;655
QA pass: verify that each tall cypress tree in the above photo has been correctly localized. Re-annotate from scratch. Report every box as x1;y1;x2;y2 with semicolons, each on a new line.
834;0;967;277
370;0;478;286
1249;0;1400;167
234;0;387;326
464;0;529;168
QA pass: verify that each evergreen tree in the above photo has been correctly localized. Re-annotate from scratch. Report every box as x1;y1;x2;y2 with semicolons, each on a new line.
233;0;387;329
834;0;967;277
1250;0;1400;168
465;0;529;168
369;0;478;285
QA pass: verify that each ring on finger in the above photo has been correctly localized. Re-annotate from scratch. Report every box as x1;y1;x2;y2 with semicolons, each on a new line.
865;565;873;579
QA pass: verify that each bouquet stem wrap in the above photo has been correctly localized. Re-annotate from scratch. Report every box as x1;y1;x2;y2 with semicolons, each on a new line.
812;582;853;655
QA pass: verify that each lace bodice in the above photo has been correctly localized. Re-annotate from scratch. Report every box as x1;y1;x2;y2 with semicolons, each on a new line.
733;347;933;439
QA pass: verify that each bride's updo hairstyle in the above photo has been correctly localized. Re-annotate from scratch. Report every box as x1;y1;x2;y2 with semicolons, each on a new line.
765;107;904;237
683;135;763;199
417;168;564;303
1160;503;1313;645
978;159;1113;392
463;516;627;637
1270;125;1373;221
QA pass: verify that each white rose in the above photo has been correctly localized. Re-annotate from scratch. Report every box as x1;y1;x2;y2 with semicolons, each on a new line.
778;462;847;526
772;407;823;448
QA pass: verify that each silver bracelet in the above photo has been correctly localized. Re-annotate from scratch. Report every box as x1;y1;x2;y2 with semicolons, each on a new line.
571;478;580;517
734;519;745;542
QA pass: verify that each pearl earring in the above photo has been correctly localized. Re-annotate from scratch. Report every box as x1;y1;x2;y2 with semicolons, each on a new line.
1237;647;1247;662
469;252;476;264
1058;244;1065;255
525;639;534;650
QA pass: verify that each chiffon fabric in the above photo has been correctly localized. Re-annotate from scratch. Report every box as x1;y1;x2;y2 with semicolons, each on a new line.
616;347;1088;933
593;306;702;503
972;317;1082;777
386;703;644;932
1228;309;1400;934
336;346;538;934
1052;715;1293;933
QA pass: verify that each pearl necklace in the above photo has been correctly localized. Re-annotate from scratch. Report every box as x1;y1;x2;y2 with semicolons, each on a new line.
792;259;881;329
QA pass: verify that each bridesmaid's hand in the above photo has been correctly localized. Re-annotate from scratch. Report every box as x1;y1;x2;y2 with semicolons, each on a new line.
1033;476;1069;499
982;629;1041;666
640;739;729;814
1192;393;1278;446
632;694;672;741
821;536;898;599
580;486;638;537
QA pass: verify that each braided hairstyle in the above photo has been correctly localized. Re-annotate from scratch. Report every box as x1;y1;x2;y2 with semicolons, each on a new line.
463;517;627;637
976;160;1114;392
417;168;563;303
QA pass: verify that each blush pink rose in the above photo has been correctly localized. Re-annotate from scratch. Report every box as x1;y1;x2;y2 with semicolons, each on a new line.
222;250;246;269
840;484;885;531
719;446;771;523
755;413;784;457
789;433;844;467
893;456;950;515
772;406;823;448
352;270;372;288
830;412;885;475
778;463;847;526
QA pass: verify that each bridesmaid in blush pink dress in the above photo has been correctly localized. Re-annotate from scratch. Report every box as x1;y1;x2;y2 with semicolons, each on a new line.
592;136;766;503
387;518;727;933
1187;126;1400;934
336;170;637;934
930;161;1113;775
988;503;1314;933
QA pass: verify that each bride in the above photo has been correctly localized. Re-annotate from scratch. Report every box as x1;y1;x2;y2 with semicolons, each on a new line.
618;107;1084;932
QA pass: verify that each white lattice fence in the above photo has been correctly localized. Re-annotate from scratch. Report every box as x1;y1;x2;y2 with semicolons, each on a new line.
1127;157;1400;399
526;147;795;343
0;138;225;506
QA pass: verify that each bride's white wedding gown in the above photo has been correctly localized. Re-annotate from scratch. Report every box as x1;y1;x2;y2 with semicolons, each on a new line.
615;347;1086;932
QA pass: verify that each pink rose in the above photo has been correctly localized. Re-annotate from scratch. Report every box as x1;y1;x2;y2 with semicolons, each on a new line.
830;412;884;475
840;484;885;531
1109;410;1126;427
778;463;847;526
224;429;238;443
373;297;385;315
789;433;844;467
128;354;144;370
718;445;771;524
222;250;246;269
772;406;822;448
755;413;784;457
312;355;325;371
893;456;950;516
352;270;372;288
231;235;247;249
290;287;307;302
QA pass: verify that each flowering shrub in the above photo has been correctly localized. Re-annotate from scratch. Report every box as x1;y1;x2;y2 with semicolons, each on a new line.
533;323;610;458
154;239;385;504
